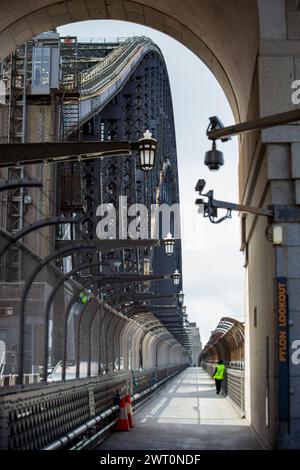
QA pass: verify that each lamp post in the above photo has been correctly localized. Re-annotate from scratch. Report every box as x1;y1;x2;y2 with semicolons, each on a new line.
171;269;181;287
178;290;184;305
163;232;175;257
0;131;158;168
138;130;158;171
181;305;187;315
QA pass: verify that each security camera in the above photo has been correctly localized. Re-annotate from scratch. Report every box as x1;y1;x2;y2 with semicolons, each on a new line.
195;198;205;214
207;116;231;143
204;140;224;171
209;115;224;129
195;179;206;194
195;198;204;205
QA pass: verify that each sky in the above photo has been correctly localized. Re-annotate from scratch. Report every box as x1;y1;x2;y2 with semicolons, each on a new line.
58;20;245;346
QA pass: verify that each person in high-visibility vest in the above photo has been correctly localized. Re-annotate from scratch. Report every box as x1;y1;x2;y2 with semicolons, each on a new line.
212;360;225;394
79;292;88;304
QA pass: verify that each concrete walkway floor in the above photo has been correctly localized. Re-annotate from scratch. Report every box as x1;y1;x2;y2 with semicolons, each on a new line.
97;367;262;450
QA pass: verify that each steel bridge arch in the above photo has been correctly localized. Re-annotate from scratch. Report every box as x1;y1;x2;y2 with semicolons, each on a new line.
0;1;263;122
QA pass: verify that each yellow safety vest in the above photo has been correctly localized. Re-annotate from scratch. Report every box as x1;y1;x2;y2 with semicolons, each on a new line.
213;364;225;380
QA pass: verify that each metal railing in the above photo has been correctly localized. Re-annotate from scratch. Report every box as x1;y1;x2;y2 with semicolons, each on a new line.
79;37;150;95
77;37;141;44
46;364;187;450
0;370;129;450
0;364;187;450
223;368;245;411
202;362;245;412
61;36;159;137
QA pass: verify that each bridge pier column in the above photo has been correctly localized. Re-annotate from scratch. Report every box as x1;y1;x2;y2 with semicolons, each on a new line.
241;2;300;446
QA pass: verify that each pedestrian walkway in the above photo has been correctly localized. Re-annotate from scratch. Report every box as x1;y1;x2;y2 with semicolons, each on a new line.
98;367;262;450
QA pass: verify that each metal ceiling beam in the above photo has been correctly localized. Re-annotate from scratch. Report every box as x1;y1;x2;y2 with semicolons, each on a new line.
0;140;140;167
56;239;160;251
0;177;42;191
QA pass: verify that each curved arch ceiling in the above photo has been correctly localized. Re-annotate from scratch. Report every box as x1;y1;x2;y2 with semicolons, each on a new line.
0;0;259;121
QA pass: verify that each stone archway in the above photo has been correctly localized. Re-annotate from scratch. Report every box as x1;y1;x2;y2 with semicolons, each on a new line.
0;0;259;121
0;0;300;450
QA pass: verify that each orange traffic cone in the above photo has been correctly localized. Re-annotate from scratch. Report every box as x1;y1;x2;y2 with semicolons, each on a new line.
114;397;129;431
125;394;135;428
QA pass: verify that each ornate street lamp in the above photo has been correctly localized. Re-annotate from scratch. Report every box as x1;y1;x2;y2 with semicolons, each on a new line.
178;290;184;304
171;269;181;287
138;130;158;171
163;232;175;257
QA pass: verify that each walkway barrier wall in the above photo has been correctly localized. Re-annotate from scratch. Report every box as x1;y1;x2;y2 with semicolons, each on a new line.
62;364;187;451
0;236;189;389
202;362;245;413
199;318;244;365
0;363;187;450
132;365;181;394
200;318;245;413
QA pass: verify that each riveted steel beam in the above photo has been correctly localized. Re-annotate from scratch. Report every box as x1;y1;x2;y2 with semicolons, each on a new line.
56;239;160;250
0;140;140;167
0;177;42;191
